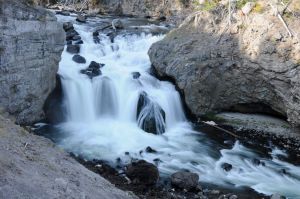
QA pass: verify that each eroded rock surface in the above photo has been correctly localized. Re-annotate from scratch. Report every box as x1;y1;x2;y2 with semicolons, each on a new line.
0;0;65;124
0;114;135;199
149;4;300;127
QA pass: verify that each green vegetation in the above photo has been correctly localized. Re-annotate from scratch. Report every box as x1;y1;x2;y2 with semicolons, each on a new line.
252;2;264;13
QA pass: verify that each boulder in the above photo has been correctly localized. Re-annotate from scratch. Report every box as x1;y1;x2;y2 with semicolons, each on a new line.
66;29;79;41
89;61;105;69
63;22;74;32
72;55;86;64
149;8;300;128
0;0;65;124
171;171;199;191
76;14;86;23
136;91;166;134
125;160;159;185
80;61;103;78
66;44;80;54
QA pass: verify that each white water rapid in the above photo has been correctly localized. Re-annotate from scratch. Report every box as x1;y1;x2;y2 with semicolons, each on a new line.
52;16;300;198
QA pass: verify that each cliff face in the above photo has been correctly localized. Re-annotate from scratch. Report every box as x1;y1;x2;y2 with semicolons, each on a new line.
149;4;300;127
0;0;65;124
90;0;190;22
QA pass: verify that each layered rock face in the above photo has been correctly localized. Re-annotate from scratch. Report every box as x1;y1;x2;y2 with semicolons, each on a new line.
0;0;65;124
149;5;300;127
90;0;190;21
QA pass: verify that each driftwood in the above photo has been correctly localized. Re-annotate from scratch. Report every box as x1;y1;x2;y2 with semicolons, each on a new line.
199;121;241;139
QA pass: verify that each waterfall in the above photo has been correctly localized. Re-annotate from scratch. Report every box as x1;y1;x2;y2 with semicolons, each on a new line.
51;16;300;199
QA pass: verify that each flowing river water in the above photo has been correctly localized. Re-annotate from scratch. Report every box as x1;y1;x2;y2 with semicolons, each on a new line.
38;14;300;198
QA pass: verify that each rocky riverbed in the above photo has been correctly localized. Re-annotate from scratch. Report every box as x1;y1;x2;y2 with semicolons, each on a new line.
1;0;300;199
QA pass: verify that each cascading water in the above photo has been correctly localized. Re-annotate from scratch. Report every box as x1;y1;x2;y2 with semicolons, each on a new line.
49;15;300;198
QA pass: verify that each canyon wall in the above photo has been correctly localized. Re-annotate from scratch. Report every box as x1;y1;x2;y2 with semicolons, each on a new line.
90;0;191;22
149;3;300;127
0;0;65;124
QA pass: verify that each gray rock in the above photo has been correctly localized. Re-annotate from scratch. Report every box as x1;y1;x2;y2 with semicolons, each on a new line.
171;171;199;190
63;22;74;32
76;14;86;23
149;10;300;129
72;55;86;64
56;10;71;16
66;44;80;54
0;114;135;199
125;160;159;185
0;0;65;124
221;163;233;172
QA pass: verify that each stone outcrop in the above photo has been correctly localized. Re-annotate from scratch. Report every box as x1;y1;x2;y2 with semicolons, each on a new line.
149;3;300;127
0;114;135;199
0;0;65;124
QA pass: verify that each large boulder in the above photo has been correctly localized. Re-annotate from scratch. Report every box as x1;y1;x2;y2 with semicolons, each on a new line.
149;5;300;128
0;0;65;124
125;160;159;185
171;171;199;191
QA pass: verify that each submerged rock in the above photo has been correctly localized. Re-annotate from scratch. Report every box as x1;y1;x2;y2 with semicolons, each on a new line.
221;163;233;172
136;91;166;134
80;61;104;79
125;160;159;185
72;55;86;64
145;146;157;153
132;72;141;79
66;44;80;54
171;171;199;191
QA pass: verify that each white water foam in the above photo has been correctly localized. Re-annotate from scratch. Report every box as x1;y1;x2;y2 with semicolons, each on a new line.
54;17;300;198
